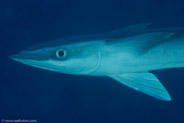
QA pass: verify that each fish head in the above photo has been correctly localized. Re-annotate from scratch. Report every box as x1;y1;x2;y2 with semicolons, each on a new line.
9;40;105;75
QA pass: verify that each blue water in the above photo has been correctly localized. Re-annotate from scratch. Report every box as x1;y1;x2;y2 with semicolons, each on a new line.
1;0;184;123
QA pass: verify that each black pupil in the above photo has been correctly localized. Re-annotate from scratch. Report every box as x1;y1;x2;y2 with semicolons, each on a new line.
58;51;64;57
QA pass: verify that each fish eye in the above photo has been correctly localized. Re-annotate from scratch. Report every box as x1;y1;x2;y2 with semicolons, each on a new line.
55;48;67;59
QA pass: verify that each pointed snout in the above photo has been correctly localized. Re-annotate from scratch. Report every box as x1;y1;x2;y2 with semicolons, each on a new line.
9;52;27;60
9;50;43;62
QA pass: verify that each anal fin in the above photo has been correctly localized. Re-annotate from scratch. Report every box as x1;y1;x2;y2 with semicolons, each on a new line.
109;72;171;101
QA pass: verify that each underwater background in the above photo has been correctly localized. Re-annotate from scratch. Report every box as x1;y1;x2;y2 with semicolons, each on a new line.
1;0;184;123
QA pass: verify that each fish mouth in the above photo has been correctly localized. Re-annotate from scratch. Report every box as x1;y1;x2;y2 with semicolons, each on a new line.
9;51;42;61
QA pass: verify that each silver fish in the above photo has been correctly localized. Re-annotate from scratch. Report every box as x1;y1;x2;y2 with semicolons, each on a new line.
10;23;184;101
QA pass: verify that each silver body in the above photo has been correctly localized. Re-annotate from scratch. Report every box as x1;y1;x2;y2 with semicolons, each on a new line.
95;36;184;75
10;23;184;101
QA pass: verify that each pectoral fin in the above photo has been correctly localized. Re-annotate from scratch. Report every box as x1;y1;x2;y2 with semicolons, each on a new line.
109;72;171;101
121;32;175;55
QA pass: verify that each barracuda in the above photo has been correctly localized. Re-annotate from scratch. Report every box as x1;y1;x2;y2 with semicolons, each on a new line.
10;23;184;101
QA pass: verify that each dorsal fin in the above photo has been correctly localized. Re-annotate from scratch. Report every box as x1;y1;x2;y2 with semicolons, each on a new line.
112;23;152;34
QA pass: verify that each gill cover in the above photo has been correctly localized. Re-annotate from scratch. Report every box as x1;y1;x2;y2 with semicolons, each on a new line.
56;40;105;75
